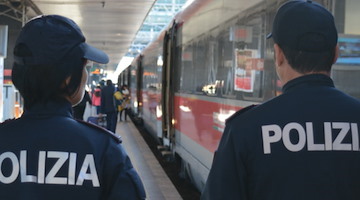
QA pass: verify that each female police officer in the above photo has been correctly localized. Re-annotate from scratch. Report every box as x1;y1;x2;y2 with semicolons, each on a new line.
0;15;145;199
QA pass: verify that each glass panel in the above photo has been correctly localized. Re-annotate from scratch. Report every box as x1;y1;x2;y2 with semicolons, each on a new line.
177;1;271;102
332;0;360;99
231;15;265;101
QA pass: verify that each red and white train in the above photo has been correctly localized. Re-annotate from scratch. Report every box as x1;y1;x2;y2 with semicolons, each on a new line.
118;0;360;192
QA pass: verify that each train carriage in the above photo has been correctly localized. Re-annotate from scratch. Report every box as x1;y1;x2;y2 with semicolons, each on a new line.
121;0;360;192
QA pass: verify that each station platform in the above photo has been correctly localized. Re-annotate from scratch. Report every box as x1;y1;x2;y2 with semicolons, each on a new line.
115;120;182;200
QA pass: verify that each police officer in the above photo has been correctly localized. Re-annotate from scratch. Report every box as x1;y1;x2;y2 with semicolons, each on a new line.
0;15;145;199
201;1;360;199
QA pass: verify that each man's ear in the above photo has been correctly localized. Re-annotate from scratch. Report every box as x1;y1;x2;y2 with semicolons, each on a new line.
61;76;71;89
274;44;285;67
333;44;339;64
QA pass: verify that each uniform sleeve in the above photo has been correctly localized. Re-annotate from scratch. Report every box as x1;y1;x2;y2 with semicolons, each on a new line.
102;141;146;200
201;124;248;200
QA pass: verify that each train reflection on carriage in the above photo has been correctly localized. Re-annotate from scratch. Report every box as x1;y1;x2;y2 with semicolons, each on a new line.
118;0;360;192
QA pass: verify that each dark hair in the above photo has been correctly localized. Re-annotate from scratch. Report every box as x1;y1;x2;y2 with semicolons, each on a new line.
280;45;336;74
106;79;113;86
12;43;85;109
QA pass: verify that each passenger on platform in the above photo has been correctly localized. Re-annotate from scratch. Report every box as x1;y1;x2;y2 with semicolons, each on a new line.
101;79;118;132
1;15;145;200
114;86;123;120
99;79;106;88
73;89;92;120
92;85;102;114
202;1;360;200
119;85;130;121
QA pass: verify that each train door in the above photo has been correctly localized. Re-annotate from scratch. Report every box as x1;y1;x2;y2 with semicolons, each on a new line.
126;68;131;88
161;23;177;150
136;56;144;117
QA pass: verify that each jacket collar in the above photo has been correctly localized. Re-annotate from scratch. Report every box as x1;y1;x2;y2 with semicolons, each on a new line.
282;74;334;93
22;100;73;118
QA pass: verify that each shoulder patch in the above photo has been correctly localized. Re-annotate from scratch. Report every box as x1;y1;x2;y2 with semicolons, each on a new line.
226;104;257;125
76;119;122;143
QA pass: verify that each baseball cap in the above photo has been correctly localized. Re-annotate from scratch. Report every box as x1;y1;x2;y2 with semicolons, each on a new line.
267;0;338;52
14;15;109;65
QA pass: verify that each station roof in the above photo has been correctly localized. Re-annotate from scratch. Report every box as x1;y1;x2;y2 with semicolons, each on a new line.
1;0;156;72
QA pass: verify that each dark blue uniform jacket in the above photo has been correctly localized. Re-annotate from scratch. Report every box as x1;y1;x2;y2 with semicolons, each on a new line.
0;100;145;200
101;85;116;114
202;74;360;200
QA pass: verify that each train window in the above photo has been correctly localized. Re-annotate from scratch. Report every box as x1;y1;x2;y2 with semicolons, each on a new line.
332;0;360;100
216;35;235;98
177;4;273;102
179;45;195;93
176;0;359;102
142;55;161;93
193;40;209;94
231;16;266;101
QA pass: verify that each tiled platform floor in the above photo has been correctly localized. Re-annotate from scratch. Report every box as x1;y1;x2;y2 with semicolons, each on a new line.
115;120;182;200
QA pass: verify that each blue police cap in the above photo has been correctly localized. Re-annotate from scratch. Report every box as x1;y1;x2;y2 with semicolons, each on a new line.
14;15;109;65
267;0;338;52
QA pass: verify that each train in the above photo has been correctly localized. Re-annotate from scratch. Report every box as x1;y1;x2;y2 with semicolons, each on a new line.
118;0;360;192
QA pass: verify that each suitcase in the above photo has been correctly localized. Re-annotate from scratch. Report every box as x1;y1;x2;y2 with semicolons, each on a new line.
87;115;107;128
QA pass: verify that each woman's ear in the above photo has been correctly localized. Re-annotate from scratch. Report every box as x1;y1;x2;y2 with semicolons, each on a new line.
65;76;71;85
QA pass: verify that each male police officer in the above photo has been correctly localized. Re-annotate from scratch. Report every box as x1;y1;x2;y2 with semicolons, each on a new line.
0;15;145;199
201;1;360;199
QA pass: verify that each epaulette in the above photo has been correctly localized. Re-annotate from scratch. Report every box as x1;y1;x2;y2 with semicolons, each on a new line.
226;104;257;125
76;119;122;144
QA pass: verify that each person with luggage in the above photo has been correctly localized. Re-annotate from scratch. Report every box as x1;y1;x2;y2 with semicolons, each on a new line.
119;85;130;121
0;15;145;199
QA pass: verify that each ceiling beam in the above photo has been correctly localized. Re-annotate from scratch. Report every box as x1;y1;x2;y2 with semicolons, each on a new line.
0;0;42;24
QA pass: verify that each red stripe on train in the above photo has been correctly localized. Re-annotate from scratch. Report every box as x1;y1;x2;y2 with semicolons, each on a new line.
173;95;242;153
